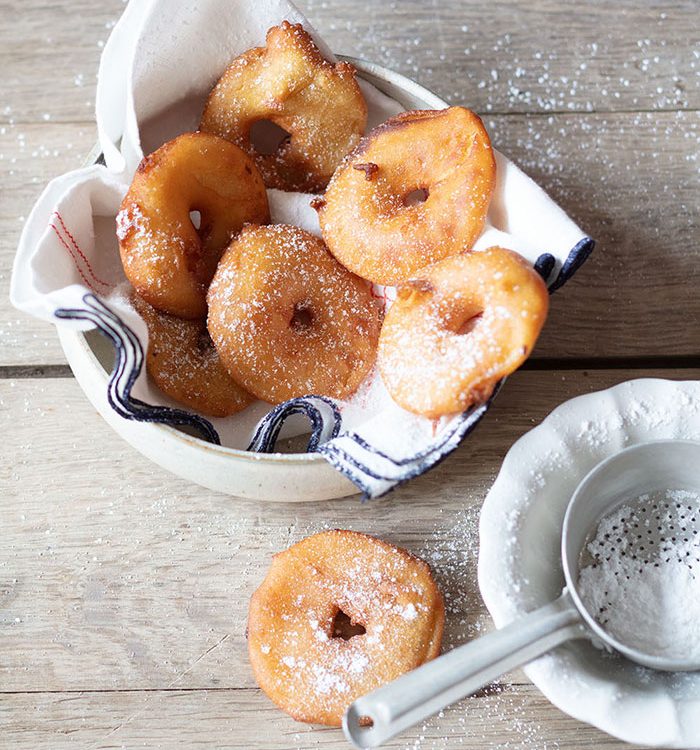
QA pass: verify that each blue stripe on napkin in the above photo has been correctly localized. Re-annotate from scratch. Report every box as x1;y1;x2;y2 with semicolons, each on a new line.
55;293;221;444
56;237;593;498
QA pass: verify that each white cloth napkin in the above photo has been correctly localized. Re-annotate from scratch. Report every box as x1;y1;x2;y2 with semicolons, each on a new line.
10;0;593;498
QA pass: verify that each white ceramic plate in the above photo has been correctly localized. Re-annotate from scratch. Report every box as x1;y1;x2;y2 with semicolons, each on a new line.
58;59;446;502
478;378;700;747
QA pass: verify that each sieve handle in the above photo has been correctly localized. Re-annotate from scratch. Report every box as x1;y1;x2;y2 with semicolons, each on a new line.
343;590;585;749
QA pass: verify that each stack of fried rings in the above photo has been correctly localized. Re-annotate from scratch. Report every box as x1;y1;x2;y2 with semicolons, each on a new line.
114;22;554;735
117;22;549;421
117;23;377;414
314;107;548;416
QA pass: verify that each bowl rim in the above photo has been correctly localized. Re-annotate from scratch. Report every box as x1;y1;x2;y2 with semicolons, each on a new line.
69;56;449;466
478;378;700;746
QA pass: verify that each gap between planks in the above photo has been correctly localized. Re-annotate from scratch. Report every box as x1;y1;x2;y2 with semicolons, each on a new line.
2;107;699;127
0;681;546;705
2;359;700;379
0;681;531;696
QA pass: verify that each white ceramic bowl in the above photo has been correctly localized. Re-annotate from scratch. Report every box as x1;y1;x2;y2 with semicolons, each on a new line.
59;59;447;502
478;378;700;747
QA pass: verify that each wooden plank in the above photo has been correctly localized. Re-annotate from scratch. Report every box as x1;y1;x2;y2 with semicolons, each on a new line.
0;685;646;749
4;2;698;748
492;109;700;360
1;368;697;694
1;0;121;125
4;0;699;125
310;0;700;115
0;123;96;366
2;110;698;366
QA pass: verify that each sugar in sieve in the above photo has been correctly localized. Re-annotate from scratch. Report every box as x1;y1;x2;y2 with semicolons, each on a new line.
344;440;700;748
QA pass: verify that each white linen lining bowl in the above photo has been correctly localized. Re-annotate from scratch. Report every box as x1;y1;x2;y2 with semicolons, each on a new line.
57;58;445;502
478;378;700;747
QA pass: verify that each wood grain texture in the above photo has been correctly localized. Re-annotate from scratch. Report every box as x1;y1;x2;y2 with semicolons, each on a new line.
2;1;699;367
0;0;120;125
3;0;698;125
2;0;699;365
493;110;700;360
4;369;695;747
2;111;698;366
1;368;697;692
0;686;647;750
0;123;96;365
3;0;700;747
306;0;700;116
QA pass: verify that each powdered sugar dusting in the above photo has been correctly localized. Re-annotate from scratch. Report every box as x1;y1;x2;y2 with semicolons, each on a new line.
579;489;700;661
116;204;145;242
378;248;547;417
200;21;366;192
249;530;444;725
207;224;382;403
398;602;419;621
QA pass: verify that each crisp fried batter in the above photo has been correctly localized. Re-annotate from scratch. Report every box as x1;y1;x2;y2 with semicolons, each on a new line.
248;530;444;726
207;224;381;404
200;22;367;193
132;291;253;417
316;107;497;285
378;247;549;417
117;132;269;319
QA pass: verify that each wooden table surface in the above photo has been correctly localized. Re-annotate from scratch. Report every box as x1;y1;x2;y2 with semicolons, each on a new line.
2;1;699;748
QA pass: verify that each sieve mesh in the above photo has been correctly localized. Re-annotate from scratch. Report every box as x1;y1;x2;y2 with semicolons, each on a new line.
577;489;700;660
582;490;700;568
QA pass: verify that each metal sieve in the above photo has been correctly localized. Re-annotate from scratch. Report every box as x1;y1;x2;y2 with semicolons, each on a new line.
344;440;700;749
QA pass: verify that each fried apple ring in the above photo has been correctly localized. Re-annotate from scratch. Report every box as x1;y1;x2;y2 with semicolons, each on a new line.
378;247;549;418
200;21;367;193
315;107;496;285
117;132;269;319
248;530;444;726
131;292;253;418
207;224;381;404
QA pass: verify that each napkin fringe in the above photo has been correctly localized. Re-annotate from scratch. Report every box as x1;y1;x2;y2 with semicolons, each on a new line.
319;393;496;499
548;237;595;292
